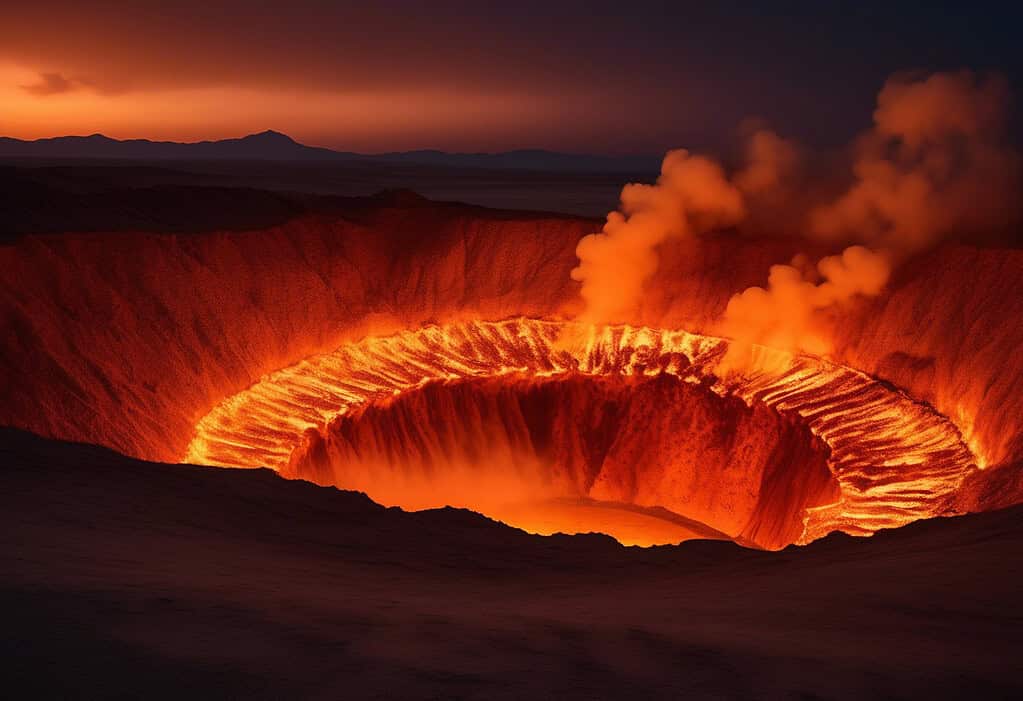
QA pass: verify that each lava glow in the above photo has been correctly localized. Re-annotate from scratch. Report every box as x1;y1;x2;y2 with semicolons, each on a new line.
186;318;979;548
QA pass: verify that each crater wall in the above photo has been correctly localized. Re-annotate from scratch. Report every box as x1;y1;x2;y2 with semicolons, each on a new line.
2;199;1022;512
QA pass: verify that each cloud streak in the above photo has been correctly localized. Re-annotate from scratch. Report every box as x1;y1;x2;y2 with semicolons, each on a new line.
20;72;77;96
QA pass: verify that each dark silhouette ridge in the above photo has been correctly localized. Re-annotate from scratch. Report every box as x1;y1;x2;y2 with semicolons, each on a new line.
0;167;593;240
0;130;341;161
2;427;1021;699
0;131;660;172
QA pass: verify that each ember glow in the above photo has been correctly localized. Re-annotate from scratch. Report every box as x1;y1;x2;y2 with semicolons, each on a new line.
186;319;979;548
4;4;1023;694
1;69;1018;555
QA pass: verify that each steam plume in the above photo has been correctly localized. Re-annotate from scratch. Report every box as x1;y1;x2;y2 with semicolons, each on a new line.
570;149;744;324
811;70;1019;253
719;70;1017;370
733;126;805;239
718;246;891;371
734;127;800;197
568;70;1017;371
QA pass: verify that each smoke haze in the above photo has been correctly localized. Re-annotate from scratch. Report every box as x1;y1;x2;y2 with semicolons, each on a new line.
811;70;1020;253
570;70;1019;368
718;246;892;371
570;149;744;325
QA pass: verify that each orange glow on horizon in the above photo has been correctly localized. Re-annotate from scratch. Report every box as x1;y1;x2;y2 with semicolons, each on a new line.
0;62;602;152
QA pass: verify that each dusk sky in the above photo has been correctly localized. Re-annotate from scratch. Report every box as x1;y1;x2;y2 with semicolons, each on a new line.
2;0;1020;154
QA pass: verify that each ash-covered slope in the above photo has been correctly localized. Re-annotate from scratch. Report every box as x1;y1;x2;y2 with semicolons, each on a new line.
2;429;1021;699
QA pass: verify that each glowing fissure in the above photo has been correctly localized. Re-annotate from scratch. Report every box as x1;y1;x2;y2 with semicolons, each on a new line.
185;318;978;547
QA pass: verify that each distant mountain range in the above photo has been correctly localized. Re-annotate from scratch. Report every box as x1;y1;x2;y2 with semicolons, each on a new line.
0;130;658;173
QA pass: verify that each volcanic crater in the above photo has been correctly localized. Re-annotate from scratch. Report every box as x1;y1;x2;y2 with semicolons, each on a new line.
183;318;977;549
2;195;1019;551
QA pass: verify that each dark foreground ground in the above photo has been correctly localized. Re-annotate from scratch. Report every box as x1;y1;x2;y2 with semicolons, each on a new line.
2;428;1021;700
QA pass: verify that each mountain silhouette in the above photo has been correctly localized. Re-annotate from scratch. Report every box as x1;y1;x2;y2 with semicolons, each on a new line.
0;131;657;172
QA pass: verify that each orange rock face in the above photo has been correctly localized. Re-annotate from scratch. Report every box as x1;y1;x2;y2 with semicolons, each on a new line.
286;373;836;549
0;208;589;461
1;199;1020;547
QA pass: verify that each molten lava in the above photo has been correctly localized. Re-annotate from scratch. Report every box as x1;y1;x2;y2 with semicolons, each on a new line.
3;188;1013;549
186;318;978;548
288;373;835;548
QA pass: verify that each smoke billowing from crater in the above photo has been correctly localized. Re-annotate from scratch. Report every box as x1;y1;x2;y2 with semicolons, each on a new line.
571;70;1020;369
2;71;1020;557
570;150;744;325
718;246;891;371
811;70;1020;253
734;126;801;201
